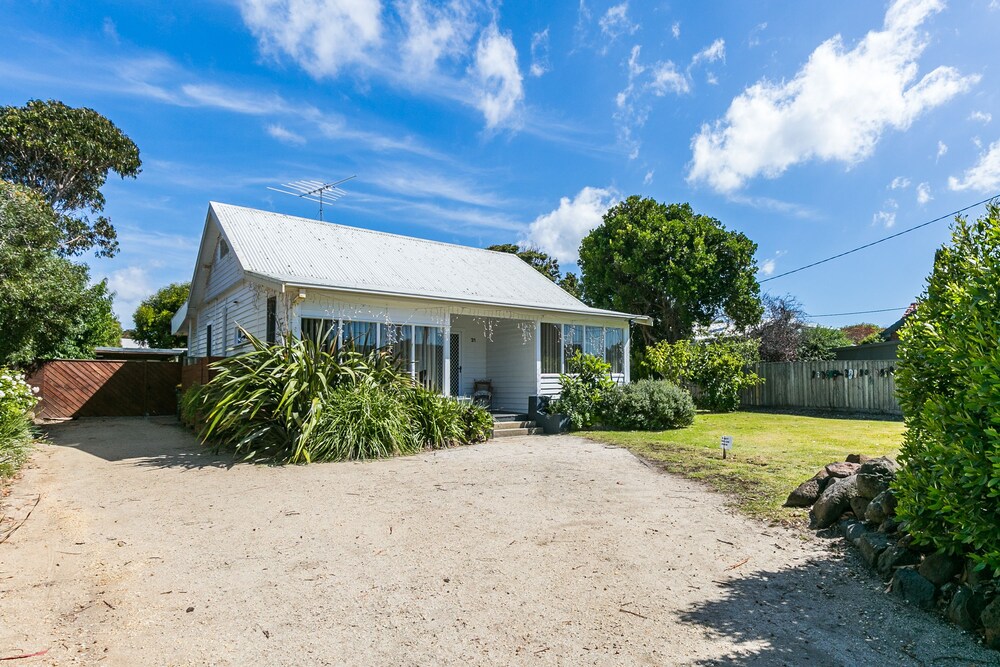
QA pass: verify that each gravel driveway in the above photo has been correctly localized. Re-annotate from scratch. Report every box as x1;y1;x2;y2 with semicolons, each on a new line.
0;417;992;665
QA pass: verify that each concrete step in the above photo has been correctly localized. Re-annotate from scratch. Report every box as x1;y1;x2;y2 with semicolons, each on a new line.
491;427;545;438
492;412;531;423
492;420;536;430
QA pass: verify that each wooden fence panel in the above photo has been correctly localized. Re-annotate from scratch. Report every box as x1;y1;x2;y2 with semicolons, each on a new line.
28;360;181;419
741;360;900;415
180;357;225;390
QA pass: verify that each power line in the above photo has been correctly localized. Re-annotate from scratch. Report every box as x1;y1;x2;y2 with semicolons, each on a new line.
805;306;908;318
761;194;999;283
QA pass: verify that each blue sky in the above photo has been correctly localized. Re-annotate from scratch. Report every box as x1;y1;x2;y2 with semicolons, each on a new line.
3;0;1000;329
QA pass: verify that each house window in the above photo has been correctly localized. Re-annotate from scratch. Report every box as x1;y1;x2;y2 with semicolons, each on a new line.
206;324;213;357
414;326;444;392
301;317;337;350
605;328;625;374
540;323;561;374
342;320;377;356
584;326;605;358
266;296;277;345
219;238;229;258
379;323;412;371
562;324;583;364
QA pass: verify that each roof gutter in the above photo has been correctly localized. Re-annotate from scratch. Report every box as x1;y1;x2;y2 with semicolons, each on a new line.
258;274;653;325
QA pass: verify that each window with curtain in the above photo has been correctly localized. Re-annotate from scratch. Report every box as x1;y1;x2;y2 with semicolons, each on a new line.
605;328;625;374
266;296;277;345
585;326;605;358
540;323;561;374
342;320;377;356
414;325;444;392
563;324;583;364
379;323;413;373
300;317;337;350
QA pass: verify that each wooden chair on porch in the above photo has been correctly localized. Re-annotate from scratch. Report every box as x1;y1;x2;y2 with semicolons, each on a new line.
472;379;493;411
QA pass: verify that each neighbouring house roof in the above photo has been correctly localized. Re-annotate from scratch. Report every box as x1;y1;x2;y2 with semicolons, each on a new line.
177;202;649;330
881;302;918;341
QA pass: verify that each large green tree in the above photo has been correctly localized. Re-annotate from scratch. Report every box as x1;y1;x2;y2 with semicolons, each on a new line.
0;182;121;364
0;99;141;257
486;243;561;282
133;282;190;349
579;196;762;345
797;325;852;361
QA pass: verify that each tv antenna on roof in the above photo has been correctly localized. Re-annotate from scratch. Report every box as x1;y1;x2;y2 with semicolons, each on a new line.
268;175;357;221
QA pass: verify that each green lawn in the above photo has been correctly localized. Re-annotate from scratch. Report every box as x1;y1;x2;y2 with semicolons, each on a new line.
583;411;905;525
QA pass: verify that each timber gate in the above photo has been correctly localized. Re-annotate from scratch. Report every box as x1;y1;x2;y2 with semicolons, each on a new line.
28;360;182;419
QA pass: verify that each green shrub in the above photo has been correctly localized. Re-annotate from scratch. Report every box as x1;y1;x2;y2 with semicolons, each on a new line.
894;203;1000;574
408;388;464;448
798;325;852;360
644;338;762;412
548;352;615;430
0;368;38;479
459;402;493;443
197;328;488;463
603;379;695;430
311;381;421;460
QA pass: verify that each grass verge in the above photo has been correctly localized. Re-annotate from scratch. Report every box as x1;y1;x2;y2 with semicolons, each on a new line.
583;411;904;525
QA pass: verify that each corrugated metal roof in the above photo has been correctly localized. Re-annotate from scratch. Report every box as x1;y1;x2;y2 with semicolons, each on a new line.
209;202;643;321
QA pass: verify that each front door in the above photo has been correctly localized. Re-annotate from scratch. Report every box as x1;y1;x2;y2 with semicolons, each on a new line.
449;332;461;396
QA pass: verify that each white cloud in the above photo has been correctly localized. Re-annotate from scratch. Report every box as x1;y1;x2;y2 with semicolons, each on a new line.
103;17;120;43
948;139;1000;192
530;28;550;77
267;124;306;144
916;181;932;203
970;110;993;124
761;259;776;276
398;0;476;78
643;170;654;185
599;3;638;45
937;140;949;158
890;176;911;189
748;22;767;48
181;83;289;115
525;186;616;263
671;21;680;39
688;0;980;193
471;23;524;129
104;266;155;326
650;60;689;96
691;38;725;67
873;198;899;228
237;0;383;78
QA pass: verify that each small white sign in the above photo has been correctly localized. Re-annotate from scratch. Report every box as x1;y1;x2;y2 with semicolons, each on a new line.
720;435;733;450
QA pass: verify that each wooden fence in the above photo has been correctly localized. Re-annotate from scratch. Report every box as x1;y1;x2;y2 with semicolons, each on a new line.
180;357;224;390
28;360;182;419
740;360;901;416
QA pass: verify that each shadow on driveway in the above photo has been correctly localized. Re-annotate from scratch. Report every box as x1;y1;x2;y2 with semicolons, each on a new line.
41;416;236;470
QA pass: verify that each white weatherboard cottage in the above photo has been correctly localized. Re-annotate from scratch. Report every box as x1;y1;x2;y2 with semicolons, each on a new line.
172;203;650;413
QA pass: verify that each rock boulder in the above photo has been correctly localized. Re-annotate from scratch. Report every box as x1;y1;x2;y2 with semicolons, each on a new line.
809;475;860;529
856;457;899;499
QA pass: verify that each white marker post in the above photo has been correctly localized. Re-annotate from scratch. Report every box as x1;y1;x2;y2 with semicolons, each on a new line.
720;435;733;460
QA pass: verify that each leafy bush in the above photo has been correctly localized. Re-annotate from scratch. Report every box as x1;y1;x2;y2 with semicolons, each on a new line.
179;383;205;429
196;329;488;463
603;379;695;430
459;401;493;443
312;382;421;460
0;368;38;478
408;388;464;448
644;338;762;412
894;204;1000;573
858;332;884;345
548;352;616;430
797;325;852;360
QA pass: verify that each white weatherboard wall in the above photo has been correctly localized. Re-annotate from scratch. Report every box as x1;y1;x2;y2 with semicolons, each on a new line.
205;236;241;302
191;283;270;357
484;319;536;413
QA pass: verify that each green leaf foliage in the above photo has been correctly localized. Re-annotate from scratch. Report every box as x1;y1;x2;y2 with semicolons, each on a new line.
797;325;852;361
579;196;762;347
0;182;122;364
0;99;141;257
894;203;1000;573
603;379;695;430
133;282;190;349
193;329;491;463
643;338;762;412
548;352;616;430
486;243;562;282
